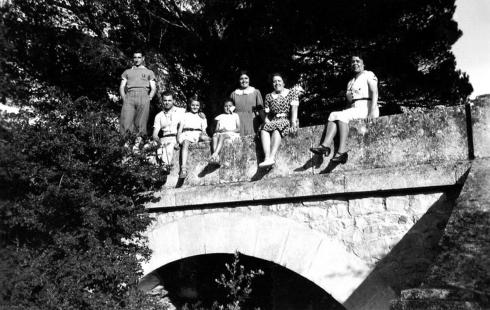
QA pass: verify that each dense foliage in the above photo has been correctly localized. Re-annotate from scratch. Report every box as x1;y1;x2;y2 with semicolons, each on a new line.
1;0;472;125
0;96;167;309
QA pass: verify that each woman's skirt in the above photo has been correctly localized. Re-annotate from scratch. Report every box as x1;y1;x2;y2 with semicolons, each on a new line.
262;116;291;137
328;100;379;123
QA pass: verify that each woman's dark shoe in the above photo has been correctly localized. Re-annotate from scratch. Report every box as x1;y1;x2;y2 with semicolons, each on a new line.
331;152;348;164
309;145;331;156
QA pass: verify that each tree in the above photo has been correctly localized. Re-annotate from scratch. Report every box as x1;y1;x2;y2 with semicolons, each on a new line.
214;251;264;310
0;96;168;309
180;252;264;310
1;0;472;126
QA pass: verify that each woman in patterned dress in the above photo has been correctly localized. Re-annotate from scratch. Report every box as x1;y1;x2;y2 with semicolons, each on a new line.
258;73;299;167
229;70;264;136
310;55;379;163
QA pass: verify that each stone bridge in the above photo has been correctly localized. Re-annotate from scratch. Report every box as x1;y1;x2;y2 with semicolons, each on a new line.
140;98;490;310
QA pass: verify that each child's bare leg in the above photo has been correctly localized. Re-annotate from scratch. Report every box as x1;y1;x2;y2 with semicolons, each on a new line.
212;135;219;153
213;135;226;156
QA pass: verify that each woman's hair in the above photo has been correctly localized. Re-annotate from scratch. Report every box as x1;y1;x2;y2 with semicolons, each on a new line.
238;70;249;78
270;72;287;84
187;94;201;112
351;52;367;63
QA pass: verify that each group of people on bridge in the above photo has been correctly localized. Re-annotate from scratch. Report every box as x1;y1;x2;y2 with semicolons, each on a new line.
119;52;379;178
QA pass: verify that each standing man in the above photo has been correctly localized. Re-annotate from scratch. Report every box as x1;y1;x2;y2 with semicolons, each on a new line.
119;51;157;145
152;91;185;172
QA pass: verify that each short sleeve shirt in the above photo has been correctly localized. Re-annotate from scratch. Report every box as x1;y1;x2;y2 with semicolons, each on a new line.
121;67;156;91
153;107;185;136
215;113;239;131
346;70;377;101
181;112;207;131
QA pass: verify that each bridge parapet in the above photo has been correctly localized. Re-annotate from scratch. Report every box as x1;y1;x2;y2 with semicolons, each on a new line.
149;99;490;209
160;104;474;189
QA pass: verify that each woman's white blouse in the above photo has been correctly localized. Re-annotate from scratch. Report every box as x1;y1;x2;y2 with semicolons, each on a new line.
346;70;377;102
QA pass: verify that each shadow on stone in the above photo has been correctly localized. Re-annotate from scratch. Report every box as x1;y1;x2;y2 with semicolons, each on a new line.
249;135;275;181
295;154;324;172
198;162;220;178
175;177;185;188
320;160;341;174
343;187;463;310
251;165;273;182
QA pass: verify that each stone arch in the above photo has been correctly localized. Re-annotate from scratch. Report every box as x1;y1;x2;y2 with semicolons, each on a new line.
141;212;370;303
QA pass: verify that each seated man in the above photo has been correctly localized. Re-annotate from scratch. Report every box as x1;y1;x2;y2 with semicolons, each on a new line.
152;91;184;173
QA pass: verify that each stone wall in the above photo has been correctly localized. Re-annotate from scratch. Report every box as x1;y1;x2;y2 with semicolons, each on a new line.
391;158;490;310
158;105;469;188
471;98;490;159
143;189;458;309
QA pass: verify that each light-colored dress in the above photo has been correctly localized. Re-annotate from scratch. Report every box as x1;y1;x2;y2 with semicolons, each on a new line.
230;87;263;136
329;70;379;123
262;88;299;137
179;112;207;144
214;113;240;141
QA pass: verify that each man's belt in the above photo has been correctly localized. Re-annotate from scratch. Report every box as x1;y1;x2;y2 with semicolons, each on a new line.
352;97;372;102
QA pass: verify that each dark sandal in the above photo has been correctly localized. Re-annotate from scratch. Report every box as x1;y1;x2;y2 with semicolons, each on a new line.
310;145;331;156
331;152;348;164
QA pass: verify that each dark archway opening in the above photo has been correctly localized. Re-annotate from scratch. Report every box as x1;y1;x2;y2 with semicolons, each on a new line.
153;253;346;310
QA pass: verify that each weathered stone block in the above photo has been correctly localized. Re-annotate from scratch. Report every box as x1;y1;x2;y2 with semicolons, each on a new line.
177;215;206;258
278;227;323;274
409;193;443;215
252;216;290;262
391;288;483;310
182;142;219;186
144;221;181;274
219;135;258;183
348;197;385;215
471;98;490;159
328;200;350;217
386;196;411;212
